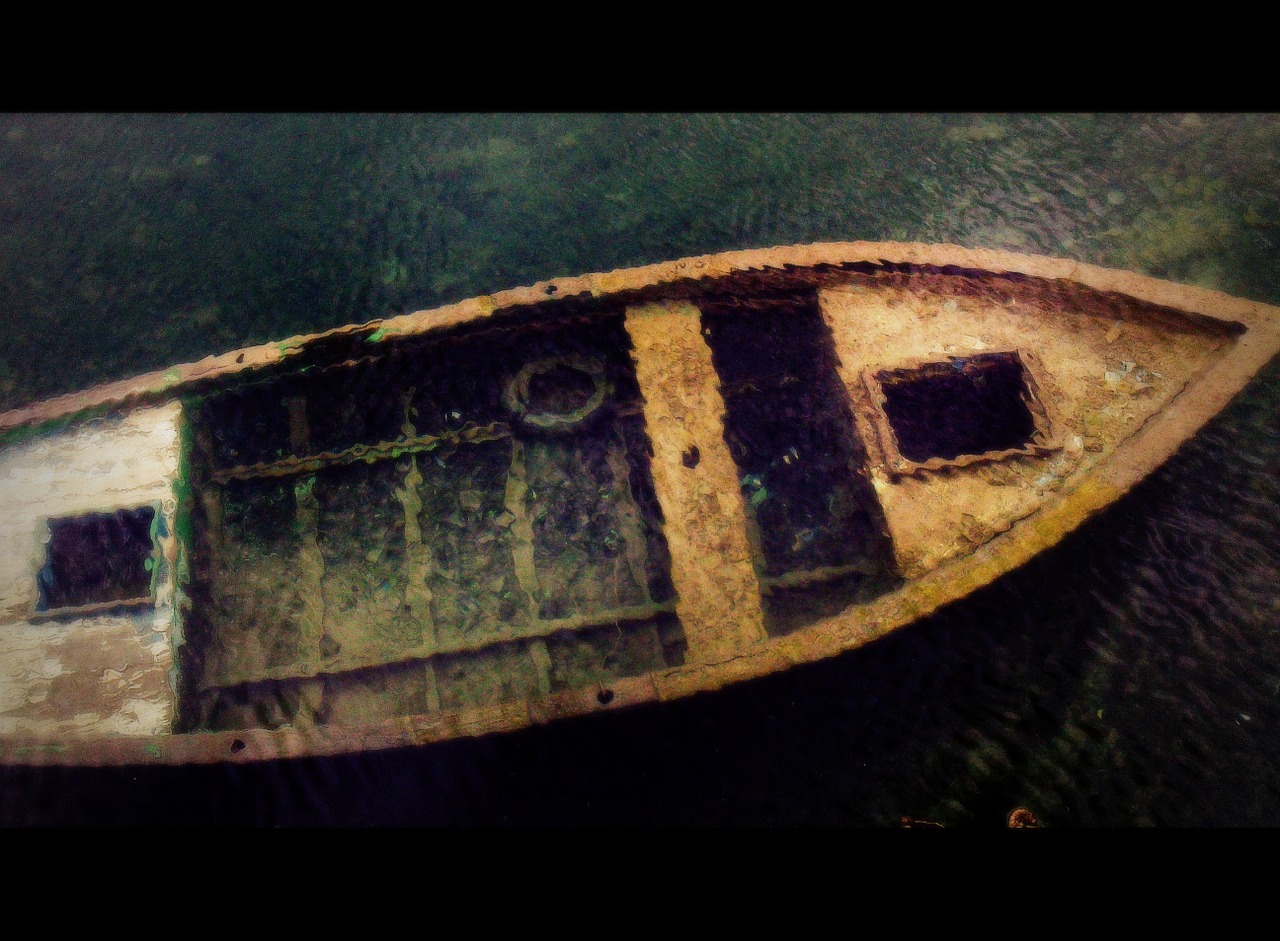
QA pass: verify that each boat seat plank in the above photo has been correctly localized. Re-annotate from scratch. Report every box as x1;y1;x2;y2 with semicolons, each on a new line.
625;301;767;661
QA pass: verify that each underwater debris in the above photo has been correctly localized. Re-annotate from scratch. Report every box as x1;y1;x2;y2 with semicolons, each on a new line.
1006;807;1041;828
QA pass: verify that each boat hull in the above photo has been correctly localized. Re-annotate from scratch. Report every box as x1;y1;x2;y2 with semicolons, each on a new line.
2;241;1278;766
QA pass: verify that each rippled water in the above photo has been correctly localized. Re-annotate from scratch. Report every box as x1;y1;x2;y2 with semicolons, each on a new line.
2;113;1279;825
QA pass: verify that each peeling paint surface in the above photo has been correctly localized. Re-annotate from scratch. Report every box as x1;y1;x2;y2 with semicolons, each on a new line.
0;403;180;737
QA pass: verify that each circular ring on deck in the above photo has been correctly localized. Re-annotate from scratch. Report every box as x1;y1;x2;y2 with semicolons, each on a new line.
503;354;612;432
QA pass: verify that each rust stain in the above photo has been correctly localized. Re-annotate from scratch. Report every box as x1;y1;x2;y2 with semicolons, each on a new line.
1;242;1277;765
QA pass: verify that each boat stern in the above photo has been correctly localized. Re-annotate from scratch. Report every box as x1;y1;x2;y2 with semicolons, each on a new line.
0;401;184;744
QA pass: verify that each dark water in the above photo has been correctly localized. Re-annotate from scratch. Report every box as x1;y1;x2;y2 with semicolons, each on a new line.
2;113;1279;825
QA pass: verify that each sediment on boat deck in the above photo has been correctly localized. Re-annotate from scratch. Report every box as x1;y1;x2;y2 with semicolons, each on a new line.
178;307;683;733
818;270;1235;578
697;289;901;634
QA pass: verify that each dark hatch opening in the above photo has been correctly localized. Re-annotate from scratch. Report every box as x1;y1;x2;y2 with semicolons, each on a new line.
878;352;1037;463
700;290;900;636
37;506;156;612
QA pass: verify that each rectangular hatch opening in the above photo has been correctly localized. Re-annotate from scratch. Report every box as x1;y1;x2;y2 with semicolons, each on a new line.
865;350;1061;477
879;352;1037;462
36;506;157;616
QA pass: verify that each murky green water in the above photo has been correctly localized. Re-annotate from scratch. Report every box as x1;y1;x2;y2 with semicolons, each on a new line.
2;113;1279;825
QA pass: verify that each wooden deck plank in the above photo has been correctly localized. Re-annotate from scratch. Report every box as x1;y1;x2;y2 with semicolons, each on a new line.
624;300;767;662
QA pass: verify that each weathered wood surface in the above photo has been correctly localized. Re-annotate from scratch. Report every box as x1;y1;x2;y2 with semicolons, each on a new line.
625;300;767;662
820;277;1231;578
0;402;181;740
1;242;1278;766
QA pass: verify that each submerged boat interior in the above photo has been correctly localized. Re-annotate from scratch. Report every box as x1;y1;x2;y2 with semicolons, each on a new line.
0;248;1258;761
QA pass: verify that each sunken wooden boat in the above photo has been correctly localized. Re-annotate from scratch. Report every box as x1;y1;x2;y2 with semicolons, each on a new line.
2;241;1278;766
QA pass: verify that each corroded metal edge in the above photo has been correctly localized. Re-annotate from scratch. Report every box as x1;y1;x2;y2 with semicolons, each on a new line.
3;241;1280;767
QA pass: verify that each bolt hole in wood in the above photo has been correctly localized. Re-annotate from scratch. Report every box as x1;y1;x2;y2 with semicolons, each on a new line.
230;739;246;753
596;688;614;704
681;445;700;468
